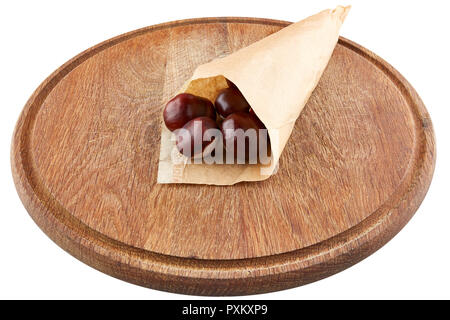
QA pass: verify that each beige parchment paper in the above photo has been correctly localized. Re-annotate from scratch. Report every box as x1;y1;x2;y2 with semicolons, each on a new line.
157;6;350;185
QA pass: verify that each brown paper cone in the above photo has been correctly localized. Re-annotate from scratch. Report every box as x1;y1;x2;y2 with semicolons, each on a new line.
158;6;350;185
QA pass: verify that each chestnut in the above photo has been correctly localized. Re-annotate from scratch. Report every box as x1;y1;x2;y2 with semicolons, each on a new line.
176;116;219;158
221;112;269;163
163;93;215;131
215;87;251;118
249;108;266;129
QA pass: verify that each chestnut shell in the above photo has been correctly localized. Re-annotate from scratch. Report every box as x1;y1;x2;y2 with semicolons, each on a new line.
163;93;215;131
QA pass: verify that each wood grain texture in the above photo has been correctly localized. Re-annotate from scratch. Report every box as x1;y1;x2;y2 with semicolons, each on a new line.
11;17;435;295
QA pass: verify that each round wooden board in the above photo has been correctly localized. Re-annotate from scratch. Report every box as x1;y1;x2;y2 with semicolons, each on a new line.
11;17;435;296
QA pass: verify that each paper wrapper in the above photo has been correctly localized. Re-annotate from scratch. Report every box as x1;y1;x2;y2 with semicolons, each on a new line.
157;6;350;185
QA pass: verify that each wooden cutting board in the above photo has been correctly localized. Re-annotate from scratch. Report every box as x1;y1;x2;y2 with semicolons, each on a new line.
11;17;435;296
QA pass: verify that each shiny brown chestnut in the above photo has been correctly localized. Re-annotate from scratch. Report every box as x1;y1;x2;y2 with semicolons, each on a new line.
176;116;219;158
215;87;251;118
221;112;269;163
163;93;216;131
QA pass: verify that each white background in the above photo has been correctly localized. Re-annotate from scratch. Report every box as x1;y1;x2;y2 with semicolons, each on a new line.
1;0;449;299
